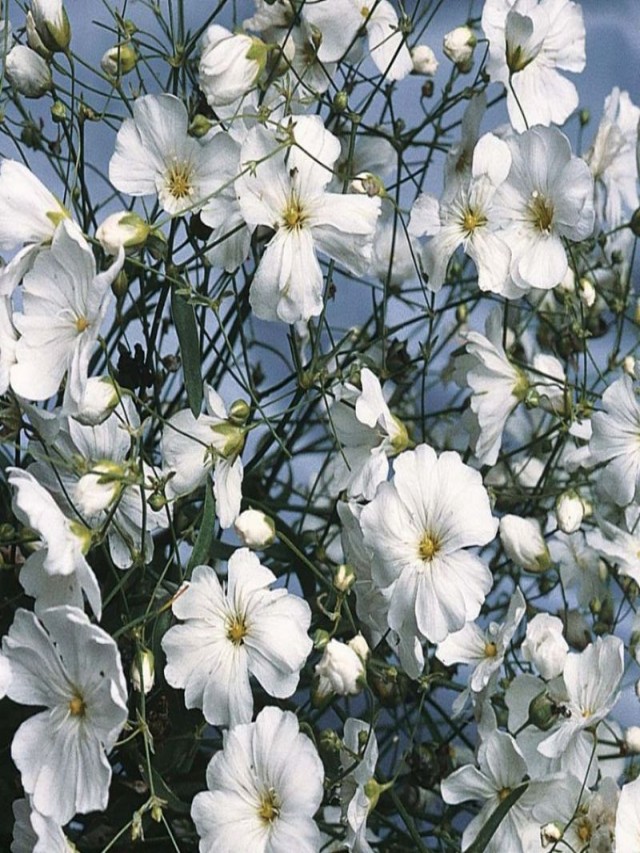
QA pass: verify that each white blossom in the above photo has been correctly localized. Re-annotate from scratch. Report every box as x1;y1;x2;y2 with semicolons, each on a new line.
500;515;550;573
315;638;365;700
5;45;52;98
522;613;568;679
199;25;265;107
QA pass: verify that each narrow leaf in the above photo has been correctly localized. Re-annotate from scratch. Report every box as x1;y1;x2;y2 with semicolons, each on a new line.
465;782;528;853
187;480;215;574
171;288;202;417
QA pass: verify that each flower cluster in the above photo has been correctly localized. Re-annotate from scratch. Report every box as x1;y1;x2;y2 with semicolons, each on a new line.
0;0;640;850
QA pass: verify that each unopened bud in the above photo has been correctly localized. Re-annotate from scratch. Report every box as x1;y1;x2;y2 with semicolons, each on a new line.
334;563;356;593
555;491;584;534
6;45;52;98
131;649;155;694
188;113;214;138
51;100;66;123
234;509;275;549
350;171;386;197
443;25;476;72
228;398;250;425
527;691;560;731
541;823;563;846
101;42;138;77
30;0;71;54
333;90;349;112
98;211;150;257
411;44;438;76
578;277;596;308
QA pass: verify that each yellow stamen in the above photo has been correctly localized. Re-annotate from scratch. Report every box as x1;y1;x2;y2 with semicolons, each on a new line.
498;787;511;801
418;532;440;562
69;694;86;717
258;788;280;824
484;642;498;658
167;161;193;200
528;190;554;234
75;315;90;333
282;197;306;230
226;615;248;645
461;208;487;235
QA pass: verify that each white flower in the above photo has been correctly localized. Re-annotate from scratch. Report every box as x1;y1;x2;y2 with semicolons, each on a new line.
109;93;235;216
482;0;586;132
199;25;265;107
456;308;527;465
162;549;312;727
11;798;71;853
340;718;379;853
499;515;550;572
0;159;70;295
441;729;556;853
234;508;276;549
64;374;121;426
411;45;438;75
8;467;102;618
28;398;168;570
191;706;324;853
616;777;640;853
537;636;624;762
235;115;380;323
585;87;640;227
590;375;640;506
548;530;605;608
3;606;128;825
326;367;409;501
586;512;640;587
5;45;52;98
162;384;247;528
530;353;567;414
522;613;568;679
555;491;584;534
10;220;123;404
436;587;526;694
409;132;513;295
315;639;365;700
443;25;476;71
354;0;412;81
95;211;149;256
360;444;498;661
494;126;594;293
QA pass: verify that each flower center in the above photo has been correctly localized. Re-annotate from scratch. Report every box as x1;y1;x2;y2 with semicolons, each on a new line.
418;531;440;562
69;693;86;717
484;642;498;658
226;614;248;645
166;160;194;200
361;5;371;17
75;315;90;333
577;819;592;842
498;786;511;801
282;196;307;230
461;207;487;235
527;190;554;234
258;788;281;825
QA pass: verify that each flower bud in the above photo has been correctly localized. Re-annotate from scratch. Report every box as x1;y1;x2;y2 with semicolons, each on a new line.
72;376;121;425
233;509;276;549
527;691;560;731
6;45;52;98
30;0;71;54
101;42;138;77
334;563;356;593
347;633;370;663
499;515;551;572
555;491;584;534
350;172;386;197
541;823;563;846
411;44;438;76
188;114;214;139
228;398;251;425
199;25;266;107
563;609;591;650
96;211;150;256
333;90;349;112
314;639;365;701
578;277;596;308
624;726;640;753
131;649;155;694
623;356;636;377
522;613;568;679
443;25;476;72
74;461;124;516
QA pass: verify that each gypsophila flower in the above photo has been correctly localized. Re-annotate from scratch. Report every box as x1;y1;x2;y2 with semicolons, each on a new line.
191;706;324;852
162;548;312;727
3;606;128;824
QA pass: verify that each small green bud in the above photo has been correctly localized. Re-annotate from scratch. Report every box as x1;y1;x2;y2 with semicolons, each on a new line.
51;100;67;123
333;90;349;112
101;43;138;77
527;691;560;731
228;398;251;425
111;269;129;299
189;113;214;138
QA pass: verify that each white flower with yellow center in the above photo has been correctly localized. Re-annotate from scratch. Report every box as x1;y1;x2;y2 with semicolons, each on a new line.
359;444;498;673
482;0;585;132
3;606;128;825
162;548;312;727
109;93;233;217
0;158;71;295
192;706;324;852
409;132;514;296
10;220;123;404
494;125;594;294
236;115;380;323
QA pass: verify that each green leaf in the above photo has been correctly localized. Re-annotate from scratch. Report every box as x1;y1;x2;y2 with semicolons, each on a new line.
171;287;202;418
187;481;215;574
465;782;528;853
